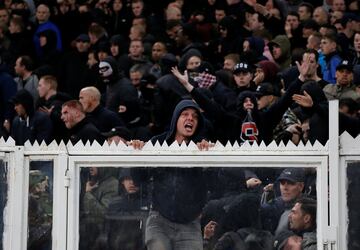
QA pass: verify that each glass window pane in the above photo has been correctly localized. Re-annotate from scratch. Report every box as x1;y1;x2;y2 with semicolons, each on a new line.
0;159;7;250
27;161;53;250
347;162;360;250
79;166;317;250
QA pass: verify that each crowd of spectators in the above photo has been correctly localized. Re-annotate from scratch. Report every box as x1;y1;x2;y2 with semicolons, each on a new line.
2;0;359;249
0;0;359;146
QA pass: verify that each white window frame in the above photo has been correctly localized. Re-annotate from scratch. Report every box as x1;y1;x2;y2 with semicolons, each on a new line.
66;147;329;250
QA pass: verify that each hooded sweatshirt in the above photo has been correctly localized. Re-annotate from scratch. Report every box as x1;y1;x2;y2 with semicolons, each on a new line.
268;35;292;71
10;89;53;145
100;56;139;121
130;100;209;223
150;99;205;145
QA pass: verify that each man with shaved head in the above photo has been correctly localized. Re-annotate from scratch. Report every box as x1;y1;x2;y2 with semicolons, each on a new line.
79;86;125;133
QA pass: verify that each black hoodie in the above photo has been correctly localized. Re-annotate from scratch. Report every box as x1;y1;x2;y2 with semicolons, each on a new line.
10;89;53;145
131;100;210;223
150;99;206;145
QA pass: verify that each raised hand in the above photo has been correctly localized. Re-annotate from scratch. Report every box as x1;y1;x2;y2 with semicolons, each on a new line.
292;91;313;108
295;59;311;82
171;67;194;92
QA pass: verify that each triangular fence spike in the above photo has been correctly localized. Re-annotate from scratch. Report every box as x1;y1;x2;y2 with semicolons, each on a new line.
232;141;240;149
84;140;91;147
72;140;84;149
91;140;102;149
213;141;224;150
0;137;6;145
258;140;266;149
4;136;15;145
48;140;60;148
312;140;325;149
340;131;355;143
296;140;305;148
267;140;279;150
40;140;48;147
142;141;154;150
240;140;251;149
187;141;198;150
168;141;179;149
285;139;297;149
224;141;234;149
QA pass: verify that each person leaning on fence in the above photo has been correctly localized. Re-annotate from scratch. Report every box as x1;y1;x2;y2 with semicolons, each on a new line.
130;99;214;250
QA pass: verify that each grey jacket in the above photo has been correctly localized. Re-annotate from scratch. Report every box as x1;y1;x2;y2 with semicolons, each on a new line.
302;231;317;250
15;74;39;105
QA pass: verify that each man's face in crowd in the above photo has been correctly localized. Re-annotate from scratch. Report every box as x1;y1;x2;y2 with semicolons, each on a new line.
288;202;309;231
330;10;343;25
215;9;225;23
298;6;311;21
113;0;123;12
76;40;90;53
151;42;167;62
87;52;98;68
89;167;98;177
313;7;328;25
186;56;201;70
14;57;25;76
272;44;282;60
129;40;144;57
223;58;236;71
332;0;346;11
166;25;181;40
320;38;336;55
234;71;252;87
176;108;199;139
61;106;78;129
131;1;143;17
14;103;26;117
0;9;9;24
79;90;93;112
286;14;300;30
130;71;142;88
354;33;360;53
243;97;254;111
249;13;263;31
336;68;353;86
280;179;304;202
306;35;319;49
36;4;50;23
111;44;119;57
38;79;51;98
122;177;139;194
